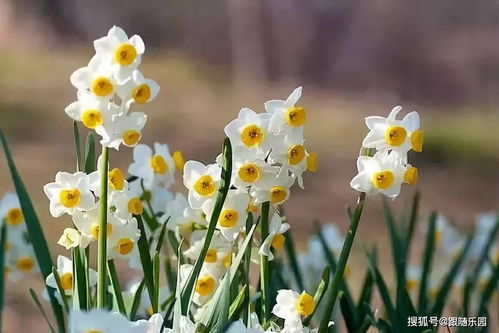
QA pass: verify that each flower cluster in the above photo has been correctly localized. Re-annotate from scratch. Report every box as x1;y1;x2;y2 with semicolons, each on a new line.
66;26;159;150
0;193;38;280
350;106;424;197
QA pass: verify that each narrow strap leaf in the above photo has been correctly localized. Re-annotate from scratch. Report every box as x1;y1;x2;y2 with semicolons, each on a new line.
303;266;330;326
51;267;70;314
107;260;126;316
418;212;437;313
29;289;56;333
136;214;155;306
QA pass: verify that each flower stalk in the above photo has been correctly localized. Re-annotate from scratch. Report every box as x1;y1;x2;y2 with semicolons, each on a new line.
259;201;271;324
97;146;109;308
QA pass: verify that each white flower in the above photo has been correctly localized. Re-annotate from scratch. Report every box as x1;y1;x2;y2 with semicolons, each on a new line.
231;147;279;190
43;172;96;217
249;170;294;205
362;106;424;153
433;215;465;257
129;143;176;189
259;214;290;261
180;264;222;306
57;228;91;249
117;70;160;106
69;309;134;333
265;87;306;140
107;218;141;260
46;255;97;296
109;190;144;222
72;208;125;248
93;26;145;83
268;135;309;188
202;190;250;240
0;193;24;227
133;313;165;333
95;112;147;150
349;150;406;198
224;108;271;153
183;161;221;209
162;316;196;333
184;230;232;267
70;55;116;100
406;265;422;292
272;289;315;325
65;90;118;130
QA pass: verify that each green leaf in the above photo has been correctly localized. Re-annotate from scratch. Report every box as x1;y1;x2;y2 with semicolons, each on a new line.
164;257;177;295
418;212;437;313
51;267;70;314
153;251;160;314
136;214;155;306
0;130;65;332
96;146;109;309
129;279;146;320
365;249;396;323
155;217;170;253
404;191;420;260
173;240;185;332
478;263;499;316
84;133;96;173
284;228;305;291
180;138;232;315
431;236;473;317
29;288;56;333
73;246;88;310
303;266;330;326
259;201;271;324
107;260;126;316
356;269;374;321
318;193;366;333
228;285;248;320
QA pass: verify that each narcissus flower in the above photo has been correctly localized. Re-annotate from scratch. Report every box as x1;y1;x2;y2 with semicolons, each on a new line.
107;217;141;260
265;86;306;140
71;55;116;99
202;190;250;240
184;230;232;267
225;108;271;152
46;255;97;296
231;147;278;190
0;193;24;227
72;208;124;247
57;227;91;249
273;289;315;324
96;111;147;149
129;143;176;189
69;309;134;333
250;171;294;205
350;151;406;198
117;70;160;105
180;263;222;306
43;172;97;217
183;161;221;209
93;25;145;83
65;90;116;130
362;106;424;153
259;214;290;260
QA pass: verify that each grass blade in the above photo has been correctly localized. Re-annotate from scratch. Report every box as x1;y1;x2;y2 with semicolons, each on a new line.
51;267;70;314
180;138;232;315
284;228;305;291
73;246;88;310
129;279;146;320
107;260;126;316
404;191;420;260
29;289;56;333
478;263;499;316
259;201;271;324
229;285;248;320
365;249;396;322
418;212;437;313
0;130;65;332
153;251;160;314
84;133;96;173
72;121;82;171
136;214;155;306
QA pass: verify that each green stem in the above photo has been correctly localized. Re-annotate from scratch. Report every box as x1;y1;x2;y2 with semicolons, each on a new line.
97;146;109;308
259;201;271;324
0;225;7;331
318;193;366;332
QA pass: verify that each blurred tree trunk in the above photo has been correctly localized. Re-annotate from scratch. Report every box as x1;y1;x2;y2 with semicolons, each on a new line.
227;0;267;89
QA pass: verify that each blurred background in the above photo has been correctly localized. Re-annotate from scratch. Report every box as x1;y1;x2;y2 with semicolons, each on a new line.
1;0;499;330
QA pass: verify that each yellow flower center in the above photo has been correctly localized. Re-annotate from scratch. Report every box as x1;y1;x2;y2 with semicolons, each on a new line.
59;189;81;208
434;230;442;246
205;249;218;263
384;126;407;146
306;153;318;172
86;330;103;333
108;168;125;191
127;198;144;215
117;238;134;255
196;276;215;296
114;43;137;66
173;151;185;171
295;292;315;316
223;253;232;268
411;130;424;152
6;208;23;226
193;175;216;196
91;223;113;239
132;84;151;104
404;167;418;185
285;107;307;127
288;145;306;165
238;163;260;183
406;279;418;291
91;76;114;97
122;130;141;147
16;257;35;272
271;234;286;250
343;263;352;278
270;186;287;204
219;209;239;228
81;109;103;129
247;203;259;213
371;171;394;190
60;272;73;291
150;155;169;174
147;306;154;316
241;125;264;147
